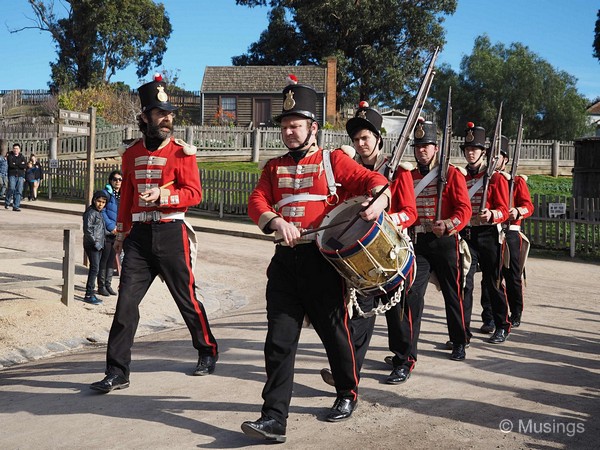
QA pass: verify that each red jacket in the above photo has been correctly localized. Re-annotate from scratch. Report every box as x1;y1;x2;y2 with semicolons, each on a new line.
464;165;509;226
117;137;201;236
411;165;472;234
248;146;389;233
508;174;534;227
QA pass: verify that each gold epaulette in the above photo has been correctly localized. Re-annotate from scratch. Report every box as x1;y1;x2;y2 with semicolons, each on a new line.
450;163;467;176
339;145;356;159
174;138;197;156
399;161;414;171
498;170;511;180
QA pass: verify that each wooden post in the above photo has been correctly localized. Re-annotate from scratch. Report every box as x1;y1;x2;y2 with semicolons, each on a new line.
251;128;260;163
551;141;560;177
62;228;75;306
85;106;97;207
186;126;194;145
83;107;96;267
569;197;576;258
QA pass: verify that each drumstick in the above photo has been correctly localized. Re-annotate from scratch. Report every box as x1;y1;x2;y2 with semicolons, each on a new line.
327;183;390;250
139;180;174;198
273;219;350;244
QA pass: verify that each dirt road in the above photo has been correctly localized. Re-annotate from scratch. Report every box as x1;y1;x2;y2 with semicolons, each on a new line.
0;208;599;449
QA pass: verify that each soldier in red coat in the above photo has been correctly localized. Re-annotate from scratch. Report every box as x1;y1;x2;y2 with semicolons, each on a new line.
406;119;472;360
242;80;390;443
319;102;417;387
90;74;218;394
459;123;511;344
481;140;534;327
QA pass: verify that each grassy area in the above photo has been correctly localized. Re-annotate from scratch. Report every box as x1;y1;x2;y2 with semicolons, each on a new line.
526;175;572;197
199;161;262;174
197;162;574;197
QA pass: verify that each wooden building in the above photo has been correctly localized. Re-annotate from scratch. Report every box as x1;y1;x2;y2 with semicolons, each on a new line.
200;58;337;128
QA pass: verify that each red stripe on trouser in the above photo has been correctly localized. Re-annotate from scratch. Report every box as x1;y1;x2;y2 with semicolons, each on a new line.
181;223;217;355
340;277;359;400
454;238;468;339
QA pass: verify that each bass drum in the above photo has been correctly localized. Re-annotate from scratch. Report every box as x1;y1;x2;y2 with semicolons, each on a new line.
316;197;415;296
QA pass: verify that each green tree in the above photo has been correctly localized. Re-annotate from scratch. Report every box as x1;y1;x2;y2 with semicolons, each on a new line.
13;0;172;89
594;9;600;62
234;0;457;108
430;35;590;140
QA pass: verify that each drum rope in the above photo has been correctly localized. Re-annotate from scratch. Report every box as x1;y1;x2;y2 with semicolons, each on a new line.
350;282;407;319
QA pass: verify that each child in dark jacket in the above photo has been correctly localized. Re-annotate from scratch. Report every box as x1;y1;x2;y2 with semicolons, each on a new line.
83;190;108;304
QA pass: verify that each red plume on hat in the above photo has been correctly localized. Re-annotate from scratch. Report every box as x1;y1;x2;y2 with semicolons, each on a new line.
358;101;369;108
287;74;298;85
153;72;163;82
467;121;475;128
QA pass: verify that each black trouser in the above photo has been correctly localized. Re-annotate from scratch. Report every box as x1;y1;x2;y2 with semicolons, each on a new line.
98;234;116;289
83;243;101;298
412;232;468;345
105;221;218;379
481;229;525;319
261;243;358;427
350;259;419;372
461;226;510;332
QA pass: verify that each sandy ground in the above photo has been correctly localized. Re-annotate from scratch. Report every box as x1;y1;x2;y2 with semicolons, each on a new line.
0;208;599;449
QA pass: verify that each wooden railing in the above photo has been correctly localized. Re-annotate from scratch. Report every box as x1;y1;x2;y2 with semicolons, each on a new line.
30;160;599;258
1;125;576;175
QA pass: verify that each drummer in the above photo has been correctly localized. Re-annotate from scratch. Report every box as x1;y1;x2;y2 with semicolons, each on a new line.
402;118;472;361
242;78;391;443
320;101;417;387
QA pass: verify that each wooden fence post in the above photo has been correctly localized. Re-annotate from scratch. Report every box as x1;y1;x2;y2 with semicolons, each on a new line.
251;128;261;163
569;197;576;258
551;141;560;177
62;228;76;306
186;126;194;146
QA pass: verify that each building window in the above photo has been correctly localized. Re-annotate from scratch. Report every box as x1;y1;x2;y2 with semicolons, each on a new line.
215;96;237;126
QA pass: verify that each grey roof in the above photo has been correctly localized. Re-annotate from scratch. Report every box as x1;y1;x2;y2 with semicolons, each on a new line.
201;66;327;94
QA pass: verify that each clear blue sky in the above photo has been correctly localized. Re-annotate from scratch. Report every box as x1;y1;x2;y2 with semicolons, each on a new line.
1;0;598;101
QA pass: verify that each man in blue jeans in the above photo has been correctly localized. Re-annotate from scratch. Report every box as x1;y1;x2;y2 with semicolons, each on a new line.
6;143;27;211
0;151;8;200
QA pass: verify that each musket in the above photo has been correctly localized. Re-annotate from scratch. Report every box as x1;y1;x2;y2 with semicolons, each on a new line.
384;46;439;182
435;87;452;222
479;102;503;213
508;114;524;211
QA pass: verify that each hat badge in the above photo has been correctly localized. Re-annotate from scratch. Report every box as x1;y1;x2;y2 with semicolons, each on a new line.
156;86;168;102
283;91;296;111
415;123;425;139
357;110;367;119
466;130;474;142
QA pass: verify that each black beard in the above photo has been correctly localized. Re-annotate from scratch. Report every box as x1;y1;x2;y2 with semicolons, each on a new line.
146;122;172;140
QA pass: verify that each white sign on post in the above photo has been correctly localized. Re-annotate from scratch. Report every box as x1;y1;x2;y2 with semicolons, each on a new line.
548;202;566;218
49;159;59;169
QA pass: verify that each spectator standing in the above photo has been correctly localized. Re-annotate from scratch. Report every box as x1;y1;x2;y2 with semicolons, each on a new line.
97;169;122;296
83;190;109;305
0;151;8;200
6;143;27;211
25;154;43;201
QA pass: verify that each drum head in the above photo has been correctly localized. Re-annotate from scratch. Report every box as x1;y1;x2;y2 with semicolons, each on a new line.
317;197;379;253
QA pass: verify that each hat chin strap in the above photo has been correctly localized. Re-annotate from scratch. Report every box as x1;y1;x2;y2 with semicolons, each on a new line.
285;127;315;152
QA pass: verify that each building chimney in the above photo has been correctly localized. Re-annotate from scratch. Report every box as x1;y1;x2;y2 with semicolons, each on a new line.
325;57;337;125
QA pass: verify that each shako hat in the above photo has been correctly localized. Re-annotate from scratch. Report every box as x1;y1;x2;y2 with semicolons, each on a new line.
346;101;384;149
460;121;486;150
412;117;437;146
275;74;318;122
489;134;509;158
138;73;178;113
